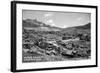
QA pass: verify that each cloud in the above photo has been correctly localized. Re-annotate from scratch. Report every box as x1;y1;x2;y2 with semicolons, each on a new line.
77;17;83;21
44;13;53;18
46;19;56;26
47;20;53;23
50;23;56;26
62;25;67;28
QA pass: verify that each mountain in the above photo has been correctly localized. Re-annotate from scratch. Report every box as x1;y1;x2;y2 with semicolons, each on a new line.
74;23;91;29
23;19;61;31
23;19;90;32
61;23;91;35
23;19;46;27
63;23;91;30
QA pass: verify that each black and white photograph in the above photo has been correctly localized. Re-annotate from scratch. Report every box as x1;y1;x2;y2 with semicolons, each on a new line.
22;10;91;63
11;1;97;72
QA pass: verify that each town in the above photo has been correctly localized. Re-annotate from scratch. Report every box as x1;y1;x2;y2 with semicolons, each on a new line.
22;24;91;62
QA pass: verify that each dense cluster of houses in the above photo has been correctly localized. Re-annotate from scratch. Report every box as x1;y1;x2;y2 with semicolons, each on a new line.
22;28;91;60
23;32;90;58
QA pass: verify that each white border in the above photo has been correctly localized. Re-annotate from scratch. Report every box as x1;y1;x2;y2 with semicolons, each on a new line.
16;4;96;70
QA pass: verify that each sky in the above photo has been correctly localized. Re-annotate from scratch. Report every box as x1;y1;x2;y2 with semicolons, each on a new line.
23;10;91;28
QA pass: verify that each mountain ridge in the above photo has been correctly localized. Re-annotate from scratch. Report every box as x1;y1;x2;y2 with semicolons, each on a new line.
23;19;91;31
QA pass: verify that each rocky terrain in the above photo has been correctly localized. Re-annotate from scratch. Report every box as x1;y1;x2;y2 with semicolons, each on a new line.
22;19;91;62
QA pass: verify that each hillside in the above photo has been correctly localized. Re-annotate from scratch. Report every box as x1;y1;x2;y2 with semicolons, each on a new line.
74;23;91;29
23;19;61;31
62;23;91;35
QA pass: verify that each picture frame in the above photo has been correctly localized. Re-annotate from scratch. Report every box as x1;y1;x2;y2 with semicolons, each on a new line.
11;1;98;72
